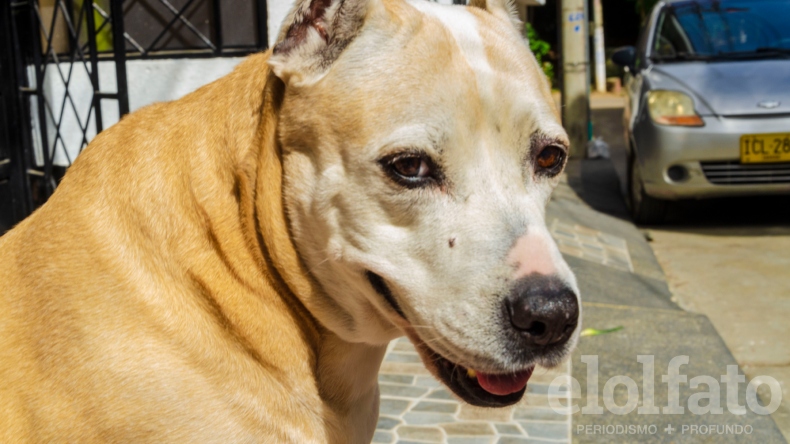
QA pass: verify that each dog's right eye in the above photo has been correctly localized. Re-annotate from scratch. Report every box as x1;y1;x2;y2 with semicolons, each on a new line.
380;153;440;188
393;156;429;178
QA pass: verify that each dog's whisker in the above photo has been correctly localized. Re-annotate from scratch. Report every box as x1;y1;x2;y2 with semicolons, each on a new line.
407;325;435;330
306;257;331;274
381;325;406;337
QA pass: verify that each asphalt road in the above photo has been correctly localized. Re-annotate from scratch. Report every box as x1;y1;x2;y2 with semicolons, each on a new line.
589;95;790;441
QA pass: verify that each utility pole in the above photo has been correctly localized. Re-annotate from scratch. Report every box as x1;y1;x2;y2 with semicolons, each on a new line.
592;0;606;92
559;0;590;158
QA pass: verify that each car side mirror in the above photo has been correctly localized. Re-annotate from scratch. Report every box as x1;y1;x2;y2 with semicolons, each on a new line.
611;46;637;73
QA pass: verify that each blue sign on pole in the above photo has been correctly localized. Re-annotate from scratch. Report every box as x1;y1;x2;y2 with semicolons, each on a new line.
568;12;585;32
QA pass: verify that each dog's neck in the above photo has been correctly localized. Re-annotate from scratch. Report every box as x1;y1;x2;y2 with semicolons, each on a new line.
182;53;387;438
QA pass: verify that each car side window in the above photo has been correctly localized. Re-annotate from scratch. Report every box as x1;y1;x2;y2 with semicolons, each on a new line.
654;12;694;57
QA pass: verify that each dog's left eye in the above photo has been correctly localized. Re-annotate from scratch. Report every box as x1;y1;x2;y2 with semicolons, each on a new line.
381;153;439;188
535;145;566;176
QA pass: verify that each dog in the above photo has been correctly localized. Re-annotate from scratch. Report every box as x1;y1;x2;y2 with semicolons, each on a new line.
0;0;580;441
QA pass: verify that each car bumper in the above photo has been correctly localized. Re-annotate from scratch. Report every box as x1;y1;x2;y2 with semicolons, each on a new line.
633;114;790;200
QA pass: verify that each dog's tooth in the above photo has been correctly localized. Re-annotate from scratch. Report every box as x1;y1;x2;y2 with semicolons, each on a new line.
466;369;477;378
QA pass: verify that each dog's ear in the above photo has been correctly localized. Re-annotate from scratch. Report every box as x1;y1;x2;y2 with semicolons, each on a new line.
468;0;522;30
269;0;370;85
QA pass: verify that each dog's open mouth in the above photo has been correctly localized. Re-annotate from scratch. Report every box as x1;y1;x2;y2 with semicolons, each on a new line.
424;345;533;407
367;271;533;407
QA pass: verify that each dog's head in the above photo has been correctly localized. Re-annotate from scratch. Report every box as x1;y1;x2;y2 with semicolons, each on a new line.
269;0;580;407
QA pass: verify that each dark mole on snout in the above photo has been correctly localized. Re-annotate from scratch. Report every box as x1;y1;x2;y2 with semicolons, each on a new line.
449;237;456;248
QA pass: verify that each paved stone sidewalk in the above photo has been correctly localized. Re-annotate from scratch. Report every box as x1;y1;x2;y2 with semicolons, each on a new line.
375;337;572;444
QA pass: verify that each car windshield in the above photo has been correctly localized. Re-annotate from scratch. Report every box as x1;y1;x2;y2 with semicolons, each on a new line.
652;0;790;61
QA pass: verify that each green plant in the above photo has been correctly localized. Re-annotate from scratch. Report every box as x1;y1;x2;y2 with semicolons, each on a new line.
580;326;624;337
75;0;113;52
525;23;554;83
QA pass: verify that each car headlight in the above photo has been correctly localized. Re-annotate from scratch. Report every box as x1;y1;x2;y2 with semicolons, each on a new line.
647;90;704;127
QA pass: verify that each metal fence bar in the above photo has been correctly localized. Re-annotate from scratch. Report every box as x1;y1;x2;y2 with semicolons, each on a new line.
109;0;129;115
1;1;33;224
28;0;55;197
7;1;35;213
210;0;222;55
63;0;77;55
146;0;205;53
85;1;105;132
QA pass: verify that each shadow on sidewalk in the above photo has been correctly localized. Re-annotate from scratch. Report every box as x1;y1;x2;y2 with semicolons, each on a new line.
565;107;632;223
665;196;790;235
568;158;631;222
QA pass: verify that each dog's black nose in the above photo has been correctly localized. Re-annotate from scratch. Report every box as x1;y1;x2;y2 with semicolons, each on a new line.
506;275;579;347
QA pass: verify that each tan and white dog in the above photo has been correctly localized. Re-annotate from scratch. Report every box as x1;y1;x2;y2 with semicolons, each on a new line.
0;0;580;441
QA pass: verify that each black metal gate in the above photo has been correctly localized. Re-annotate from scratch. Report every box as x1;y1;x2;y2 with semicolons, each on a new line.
0;0;268;233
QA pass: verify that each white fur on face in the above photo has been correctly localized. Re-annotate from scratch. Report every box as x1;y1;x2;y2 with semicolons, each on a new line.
279;0;579;372
408;1;493;75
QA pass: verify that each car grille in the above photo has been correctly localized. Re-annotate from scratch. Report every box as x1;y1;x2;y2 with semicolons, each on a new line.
701;161;790;185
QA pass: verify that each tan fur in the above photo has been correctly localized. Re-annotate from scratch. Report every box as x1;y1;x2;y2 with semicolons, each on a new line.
0;53;381;443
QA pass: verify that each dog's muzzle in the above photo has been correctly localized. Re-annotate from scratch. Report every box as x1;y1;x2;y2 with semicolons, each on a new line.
366;270;578;407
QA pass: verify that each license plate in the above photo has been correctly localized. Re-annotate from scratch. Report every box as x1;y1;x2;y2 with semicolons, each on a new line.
740;133;790;163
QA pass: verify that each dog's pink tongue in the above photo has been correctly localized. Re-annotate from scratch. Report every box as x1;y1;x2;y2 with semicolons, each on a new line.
476;367;534;396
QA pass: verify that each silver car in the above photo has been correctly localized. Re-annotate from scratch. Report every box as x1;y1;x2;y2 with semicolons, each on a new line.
612;0;790;223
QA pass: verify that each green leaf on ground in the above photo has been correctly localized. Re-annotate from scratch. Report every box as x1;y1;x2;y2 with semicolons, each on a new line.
580;326;624;337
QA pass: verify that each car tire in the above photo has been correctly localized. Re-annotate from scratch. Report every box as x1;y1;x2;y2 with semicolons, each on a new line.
628;152;667;224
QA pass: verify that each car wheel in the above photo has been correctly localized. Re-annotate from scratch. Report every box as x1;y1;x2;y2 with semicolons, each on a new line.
628;152;667;224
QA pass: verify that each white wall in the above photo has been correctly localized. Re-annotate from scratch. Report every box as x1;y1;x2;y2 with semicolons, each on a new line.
268;0;292;45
